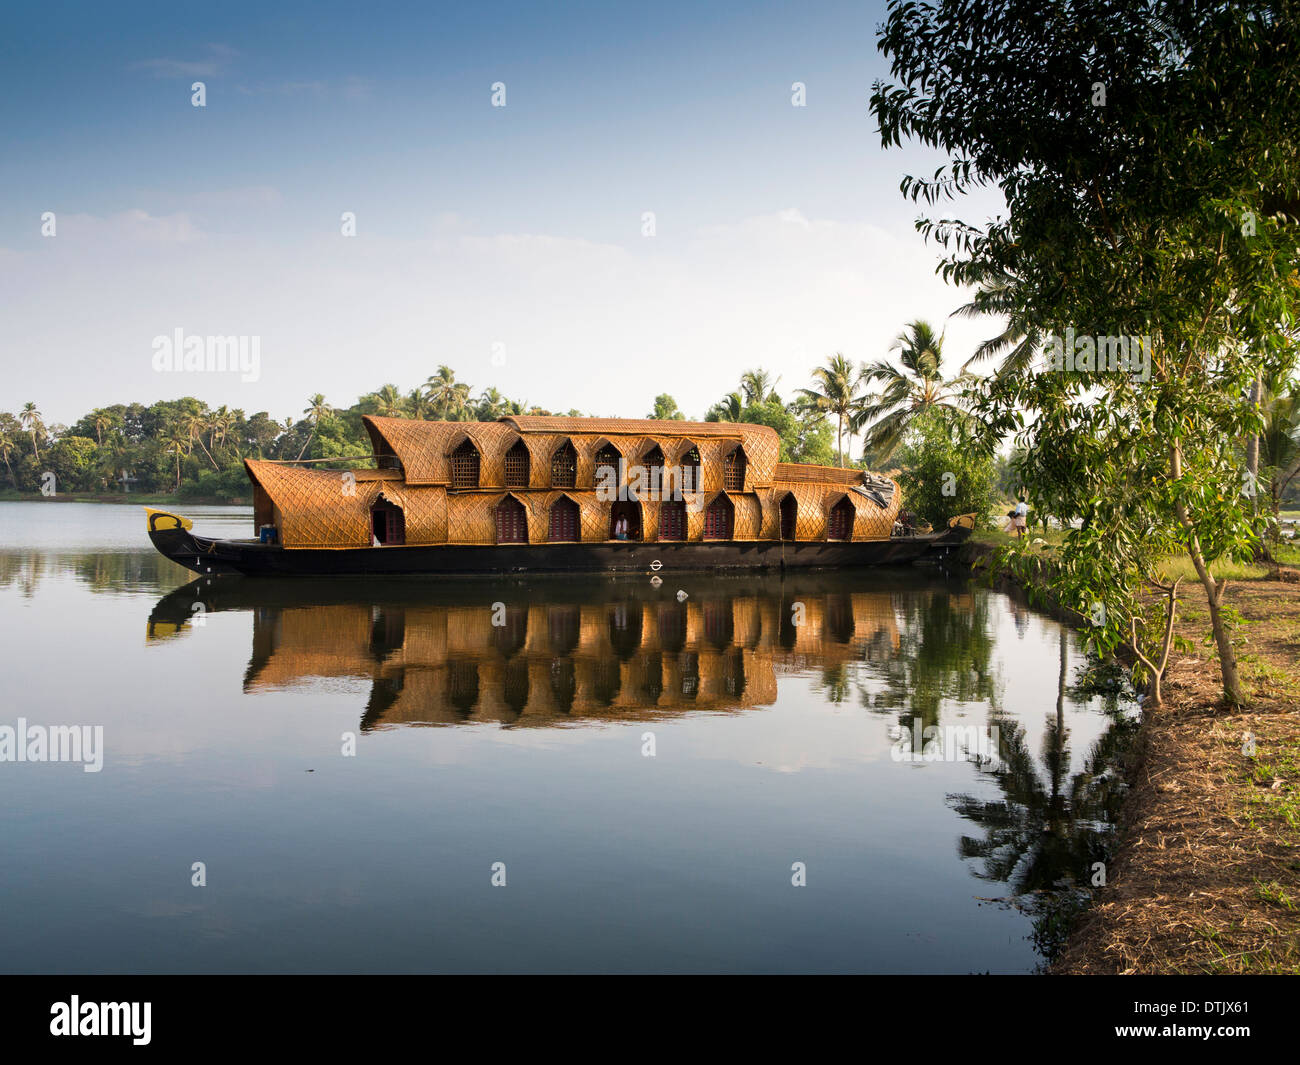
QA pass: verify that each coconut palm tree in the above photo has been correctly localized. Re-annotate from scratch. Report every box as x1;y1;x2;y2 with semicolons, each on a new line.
858;321;971;462
19;402;43;461
706;392;744;423
1260;382;1300;541
183;411;219;469
740;368;780;406
0;432;17;487
163;429;189;491
797;354;866;467
296;394;334;460
406;388;433;420
475;387;509;420
950;265;1044;378
425;366;472;420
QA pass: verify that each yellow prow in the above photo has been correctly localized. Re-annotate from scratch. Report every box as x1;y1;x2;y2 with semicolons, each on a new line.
144;507;193;532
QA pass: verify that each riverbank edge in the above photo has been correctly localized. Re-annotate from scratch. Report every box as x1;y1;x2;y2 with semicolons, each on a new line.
0;492;251;506
956;538;1300;974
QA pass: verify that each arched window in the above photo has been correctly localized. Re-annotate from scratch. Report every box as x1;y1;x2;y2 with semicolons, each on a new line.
641;445;665;497
594;443;621;487
551;441;577;488
779;493;797;541
495;496;528;544
703;495;734;540
659;500;687;541
724;446;747;492
504;441;530;487
827;496;854;541
679;445;701;494
549;496;580;542
450;438;480;488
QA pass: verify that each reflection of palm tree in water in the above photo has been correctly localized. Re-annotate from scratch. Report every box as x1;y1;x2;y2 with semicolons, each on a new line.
946;628;1135;943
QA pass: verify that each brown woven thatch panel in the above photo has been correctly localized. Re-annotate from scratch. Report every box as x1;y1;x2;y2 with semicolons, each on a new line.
456;422;521;488
362;417;462;485
735;425;779;488
445;492;503;544
370;483;447;545
770;482;827;540
640;499;661;541
245;460;372;548
521;433;562;488
755;488;782;539
732;493;762;539
849;486;901;541
776;462;864;485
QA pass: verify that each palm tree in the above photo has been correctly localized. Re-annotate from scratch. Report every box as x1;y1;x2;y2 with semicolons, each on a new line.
0;432;17;487
1260;382;1300;541
797;354;866;467
163;430;189;491
475;387;509;420
406;388;433;420
296;394;334;460
89;408;115;447
740;368;781;406
858;321;971;462
183;411;219;469
950;265;1044;378
425;366;472;420
706;392;744;423
19;402;43;461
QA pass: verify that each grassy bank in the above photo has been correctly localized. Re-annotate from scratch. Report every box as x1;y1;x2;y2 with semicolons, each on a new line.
967;536;1300;973
0;490;251;506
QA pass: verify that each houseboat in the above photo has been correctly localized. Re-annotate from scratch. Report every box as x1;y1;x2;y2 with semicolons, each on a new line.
145;414;971;577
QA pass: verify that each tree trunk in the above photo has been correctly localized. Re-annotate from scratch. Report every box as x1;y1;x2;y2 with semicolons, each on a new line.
1171;442;1243;706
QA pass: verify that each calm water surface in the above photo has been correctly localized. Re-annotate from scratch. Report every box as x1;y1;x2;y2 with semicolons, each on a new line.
0;502;1135;973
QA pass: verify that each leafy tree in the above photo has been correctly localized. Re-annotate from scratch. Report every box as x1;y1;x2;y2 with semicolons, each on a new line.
648;394;686;420
871;0;1300;705
893;407;996;530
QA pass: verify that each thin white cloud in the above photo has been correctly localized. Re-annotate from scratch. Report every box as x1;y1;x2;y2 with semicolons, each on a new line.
130;43;237;79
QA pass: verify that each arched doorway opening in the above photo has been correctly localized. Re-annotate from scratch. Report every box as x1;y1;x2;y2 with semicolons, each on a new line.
371;498;405;545
828;496;854;541
609;500;642;541
779;493;797;541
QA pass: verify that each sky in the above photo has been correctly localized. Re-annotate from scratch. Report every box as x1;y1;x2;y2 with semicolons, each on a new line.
0;0;1007;427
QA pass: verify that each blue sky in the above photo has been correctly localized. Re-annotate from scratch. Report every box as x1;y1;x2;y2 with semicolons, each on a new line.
1;0;1004;426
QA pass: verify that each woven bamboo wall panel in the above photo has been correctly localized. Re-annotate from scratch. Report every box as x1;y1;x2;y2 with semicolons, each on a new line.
850;487;901;541
371;483;447;545
246;460;372;548
775;462;864;485
732;492;762;539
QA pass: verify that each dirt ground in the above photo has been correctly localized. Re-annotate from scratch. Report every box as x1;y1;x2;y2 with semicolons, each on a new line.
1052;576;1300;974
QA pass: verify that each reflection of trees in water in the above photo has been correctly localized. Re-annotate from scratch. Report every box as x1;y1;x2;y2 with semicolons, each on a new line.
857;587;998;731
0;550;187;597
944;630;1138;965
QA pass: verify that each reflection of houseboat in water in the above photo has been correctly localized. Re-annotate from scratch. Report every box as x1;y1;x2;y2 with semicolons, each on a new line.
148;574;927;729
146;415;970;576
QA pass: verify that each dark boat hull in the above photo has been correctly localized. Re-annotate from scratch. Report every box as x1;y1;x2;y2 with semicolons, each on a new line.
149;524;971;578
